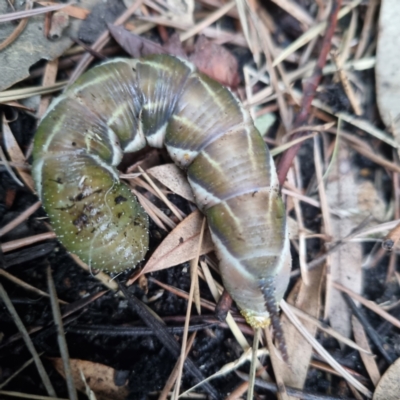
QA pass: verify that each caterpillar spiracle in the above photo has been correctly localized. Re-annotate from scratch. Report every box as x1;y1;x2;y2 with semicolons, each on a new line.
32;54;291;331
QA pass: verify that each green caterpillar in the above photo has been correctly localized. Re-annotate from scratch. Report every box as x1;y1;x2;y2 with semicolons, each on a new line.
32;54;291;331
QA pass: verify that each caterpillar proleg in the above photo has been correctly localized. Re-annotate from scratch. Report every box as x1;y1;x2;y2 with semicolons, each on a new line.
32;54;291;332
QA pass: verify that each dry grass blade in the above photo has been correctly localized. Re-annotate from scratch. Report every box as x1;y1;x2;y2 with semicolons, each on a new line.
0;82;66;103
117;282;220;399
0;143;23;187
0;358;36;390
0;2;68;22
180;1;236;41
2;115;34;190
159;333;197;400
173;218;205;398
288;304;372;355
1;232;57;253
132;188;170;230
199;261;269;380
0;391;67;400
313;99;399;149
0;201;41;237
281;300;373;397
0;269;67;304
236;370;356;400
139;166;185;221
354;0;379;59
269;0;313;27
0;0;32;51
351;316;381;386
0;283;57;397
332;282;400;330
265;326;289;400
69;254;119;292
46;266;78;400
272;0;363;66
179;347;269;397
331;51;362;116
147;277;217;312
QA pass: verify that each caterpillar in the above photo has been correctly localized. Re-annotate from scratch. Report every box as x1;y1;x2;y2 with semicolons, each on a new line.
32;54;291;332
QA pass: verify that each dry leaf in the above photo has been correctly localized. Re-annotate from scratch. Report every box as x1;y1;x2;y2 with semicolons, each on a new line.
51;358;129;400
147;163;194;203
325;146;363;339
352;316;381;387
277;264;324;395
376;0;400;155
373;357;400;400
141;211;213;274
0;0;97;91
108;25;168;59
189;36;240;88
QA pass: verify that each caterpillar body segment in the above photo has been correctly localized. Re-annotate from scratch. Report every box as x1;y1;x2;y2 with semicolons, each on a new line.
33;54;291;328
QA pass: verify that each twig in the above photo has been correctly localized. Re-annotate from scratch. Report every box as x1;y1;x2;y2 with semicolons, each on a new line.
173;218;205;398
116;281;220;399
0;283;57;397
0;0;32;51
277;0;343;185
47;266;78;400
236;370;356;399
342;293;395;364
0;201;42;237
332;282;400;330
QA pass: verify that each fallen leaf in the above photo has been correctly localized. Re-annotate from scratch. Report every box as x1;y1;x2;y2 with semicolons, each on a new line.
277;264;324;395
352;316;381;387
141;211;213;274
373;357;400;400
189;36;240;88
376;0;400;156
0;0;97;91
147;163;194;203
109;25;168;58
325;146;363;339
51;358;129;400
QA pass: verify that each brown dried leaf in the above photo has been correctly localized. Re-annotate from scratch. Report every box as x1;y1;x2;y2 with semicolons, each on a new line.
109;26;187;59
108;25;167;58
277;264;324;395
352;316;381;387
373;357;400;400
51;358;129;400
189;36;240;88
325;146;363;339
147;163;194;203
141;211;214;274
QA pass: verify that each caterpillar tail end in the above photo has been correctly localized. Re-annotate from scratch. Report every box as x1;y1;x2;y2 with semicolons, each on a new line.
259;277;289;364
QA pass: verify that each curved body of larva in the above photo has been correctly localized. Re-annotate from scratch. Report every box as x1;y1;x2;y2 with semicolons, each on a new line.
32;54;291;328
